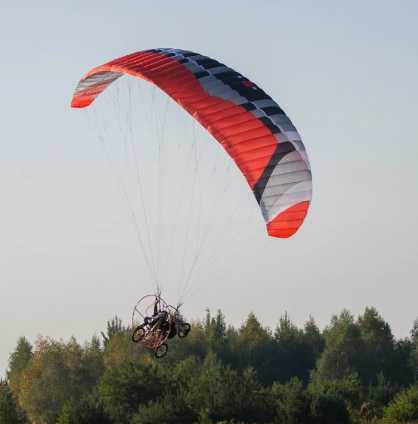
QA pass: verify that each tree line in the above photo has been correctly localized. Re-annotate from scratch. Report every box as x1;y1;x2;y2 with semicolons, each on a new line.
1;307;418;423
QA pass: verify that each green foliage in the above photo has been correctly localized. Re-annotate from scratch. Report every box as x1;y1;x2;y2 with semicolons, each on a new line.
358;307;396;384
205;309;227;350
187;352;239;421
411;317;418;346
101;316;125;347
103;330;143;369
184;352;271;423
309;372;362;408
411;319;418;383
98;360;166;423
273;313;323;384
392;339;416;387
7;337;33;376
366;373;399;419
13;337;104;424
271;377;309;424
382;385;418;423
229;313;276;384
0;380;26;424
82;336;105;388
131;399;173;424
56;394;111;424
132;394;196;424
7;337;33;399
304;316;325;362
4;307;418;424
308;372;361;424
310;391;350;424
316;310;366;382
316;307;412;389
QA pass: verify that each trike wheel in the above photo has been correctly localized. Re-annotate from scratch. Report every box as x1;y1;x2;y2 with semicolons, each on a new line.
178;323;191;338
132;325;146;343
155;343;168;358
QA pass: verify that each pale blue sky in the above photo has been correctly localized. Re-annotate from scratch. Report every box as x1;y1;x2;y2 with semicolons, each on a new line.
1;1;418;375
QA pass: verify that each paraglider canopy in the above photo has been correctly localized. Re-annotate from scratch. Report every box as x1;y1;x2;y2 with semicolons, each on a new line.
71;48;312;239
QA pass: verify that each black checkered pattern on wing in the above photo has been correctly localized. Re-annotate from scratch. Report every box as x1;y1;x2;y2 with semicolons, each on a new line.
156;48;290;201
253;142;296;202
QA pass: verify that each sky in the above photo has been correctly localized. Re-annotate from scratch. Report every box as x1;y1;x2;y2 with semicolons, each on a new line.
1;1;418;376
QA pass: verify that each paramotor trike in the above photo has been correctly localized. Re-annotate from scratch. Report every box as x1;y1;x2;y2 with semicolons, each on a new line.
131;294;191;358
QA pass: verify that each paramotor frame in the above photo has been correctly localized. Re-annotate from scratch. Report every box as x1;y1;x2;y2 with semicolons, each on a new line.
131;294;190;357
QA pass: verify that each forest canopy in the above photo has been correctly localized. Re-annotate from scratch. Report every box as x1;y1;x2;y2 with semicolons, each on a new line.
2;307;418;424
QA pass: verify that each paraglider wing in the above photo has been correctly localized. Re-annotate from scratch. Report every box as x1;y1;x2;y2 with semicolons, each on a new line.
71;48;312;238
